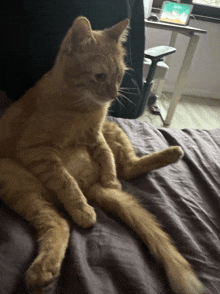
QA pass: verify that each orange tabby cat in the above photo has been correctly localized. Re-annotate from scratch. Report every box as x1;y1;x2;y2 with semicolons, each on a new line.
0;16;206;294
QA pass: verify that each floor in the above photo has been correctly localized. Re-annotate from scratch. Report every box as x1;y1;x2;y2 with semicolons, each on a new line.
139;92;220;129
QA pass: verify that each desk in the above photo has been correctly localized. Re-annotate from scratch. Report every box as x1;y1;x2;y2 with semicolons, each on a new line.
145;20;207;125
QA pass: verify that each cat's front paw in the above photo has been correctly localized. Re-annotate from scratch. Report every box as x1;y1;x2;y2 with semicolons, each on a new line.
71;203;96;228
165;146;184;164
26;252;60;294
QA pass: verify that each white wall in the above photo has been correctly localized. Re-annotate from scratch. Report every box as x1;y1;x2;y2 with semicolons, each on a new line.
145;19;220;99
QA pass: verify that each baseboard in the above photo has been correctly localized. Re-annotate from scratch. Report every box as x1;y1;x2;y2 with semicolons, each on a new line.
164;85;220;100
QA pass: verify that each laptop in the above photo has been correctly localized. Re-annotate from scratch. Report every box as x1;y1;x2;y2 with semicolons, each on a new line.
159;1;193;26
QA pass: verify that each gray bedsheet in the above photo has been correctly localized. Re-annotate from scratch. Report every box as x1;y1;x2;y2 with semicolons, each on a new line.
0;116;220;294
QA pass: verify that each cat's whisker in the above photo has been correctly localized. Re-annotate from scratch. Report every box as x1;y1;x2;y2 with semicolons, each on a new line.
74;99;89;106
119;88;136;93
124;67;136;77
120;87;138;91
124;71;133;77
119;89;139;96
125;66;135;72
118;93;135;105
119;88;140;98
73;94;95;106
115;96;125;108
74;97;87;103
118;92;128;100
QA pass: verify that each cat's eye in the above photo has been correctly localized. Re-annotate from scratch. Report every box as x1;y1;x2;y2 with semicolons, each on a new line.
95;73;107;82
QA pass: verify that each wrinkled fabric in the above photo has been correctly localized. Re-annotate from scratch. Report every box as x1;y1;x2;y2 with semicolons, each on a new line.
0;116;220;294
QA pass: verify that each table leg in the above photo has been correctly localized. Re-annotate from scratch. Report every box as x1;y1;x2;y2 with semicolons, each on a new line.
164;34;200;125
156;31;178;99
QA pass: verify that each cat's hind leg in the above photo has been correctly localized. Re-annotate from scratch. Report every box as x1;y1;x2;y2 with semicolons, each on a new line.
117;146;184;180
0;158;70;293
103;120;184;180
87;183;206;294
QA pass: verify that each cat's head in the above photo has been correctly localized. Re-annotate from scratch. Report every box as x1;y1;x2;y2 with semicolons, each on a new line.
54;16;129;110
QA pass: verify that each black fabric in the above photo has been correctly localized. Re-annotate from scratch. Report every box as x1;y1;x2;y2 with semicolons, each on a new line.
1;0;77;101
0;0;145;118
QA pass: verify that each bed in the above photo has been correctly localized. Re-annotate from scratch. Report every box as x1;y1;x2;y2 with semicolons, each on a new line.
0;99;220;294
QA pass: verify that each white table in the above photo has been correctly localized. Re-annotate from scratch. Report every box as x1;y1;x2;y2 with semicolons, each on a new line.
145;20;207;125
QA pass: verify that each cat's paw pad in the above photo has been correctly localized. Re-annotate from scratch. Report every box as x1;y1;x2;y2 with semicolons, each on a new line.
71;204;96;228
26;253;60;293
166;146;184;163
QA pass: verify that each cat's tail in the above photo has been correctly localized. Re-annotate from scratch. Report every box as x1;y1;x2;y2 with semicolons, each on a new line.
129;203;207;294
157;237;206;294
87;184;207;294
128;202;207;294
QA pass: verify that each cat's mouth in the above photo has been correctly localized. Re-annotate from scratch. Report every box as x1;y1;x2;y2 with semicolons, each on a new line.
95;96;114;105
83;90;114;106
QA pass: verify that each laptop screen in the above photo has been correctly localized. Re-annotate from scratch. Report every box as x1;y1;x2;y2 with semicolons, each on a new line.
159;1;193;26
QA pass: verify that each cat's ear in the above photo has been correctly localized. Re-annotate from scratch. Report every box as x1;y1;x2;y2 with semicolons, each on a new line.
72;16;95;46
105;19;130;43
62;16;95;53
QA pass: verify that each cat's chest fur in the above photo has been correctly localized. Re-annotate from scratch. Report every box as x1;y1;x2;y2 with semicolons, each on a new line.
56;121;104;190
59;145;101;191
0;98;108;192
23;107;108;190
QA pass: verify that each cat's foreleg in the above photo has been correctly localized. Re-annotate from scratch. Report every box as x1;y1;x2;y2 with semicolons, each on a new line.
17;147;96;228
0;158;70;292
92;132;121;190
87;183;206;294
103;120;183;180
